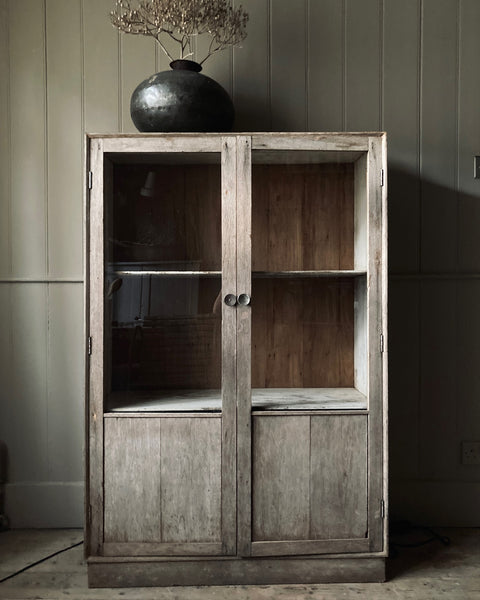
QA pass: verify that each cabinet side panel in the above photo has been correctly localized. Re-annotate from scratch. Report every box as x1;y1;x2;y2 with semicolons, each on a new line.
252;416;310;541
310;416;367;539
160;417;222;543
104;418;161;542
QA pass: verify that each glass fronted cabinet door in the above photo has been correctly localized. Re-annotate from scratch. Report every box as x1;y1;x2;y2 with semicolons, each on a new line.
235;136;386;557
87;137;236;557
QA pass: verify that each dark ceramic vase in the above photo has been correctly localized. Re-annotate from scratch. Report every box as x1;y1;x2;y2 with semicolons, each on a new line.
130;59;234;133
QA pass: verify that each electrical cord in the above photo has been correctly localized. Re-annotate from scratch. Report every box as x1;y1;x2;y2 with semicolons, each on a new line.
0;539;83;584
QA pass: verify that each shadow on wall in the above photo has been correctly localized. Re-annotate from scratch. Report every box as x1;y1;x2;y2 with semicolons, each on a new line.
387;165;480;522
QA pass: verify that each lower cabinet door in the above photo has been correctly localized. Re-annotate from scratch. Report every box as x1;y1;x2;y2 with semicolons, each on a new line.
251;415;370;556
102;416;231;556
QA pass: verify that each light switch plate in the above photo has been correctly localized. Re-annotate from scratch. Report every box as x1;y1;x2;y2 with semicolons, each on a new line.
474;156;480;179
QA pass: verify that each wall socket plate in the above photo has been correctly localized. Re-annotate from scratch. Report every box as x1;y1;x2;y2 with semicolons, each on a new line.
461;441;480;465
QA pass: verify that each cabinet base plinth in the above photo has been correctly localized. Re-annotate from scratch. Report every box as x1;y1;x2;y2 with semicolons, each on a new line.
87;556;386;587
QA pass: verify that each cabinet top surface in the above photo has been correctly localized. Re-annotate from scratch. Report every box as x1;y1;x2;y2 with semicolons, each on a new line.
87;132;386;139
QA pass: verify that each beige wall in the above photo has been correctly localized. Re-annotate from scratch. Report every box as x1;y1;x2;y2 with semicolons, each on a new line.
0;0;479;527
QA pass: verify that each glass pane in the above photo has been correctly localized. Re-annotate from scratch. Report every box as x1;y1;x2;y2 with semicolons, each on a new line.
250;149;367;411
104;154;222;412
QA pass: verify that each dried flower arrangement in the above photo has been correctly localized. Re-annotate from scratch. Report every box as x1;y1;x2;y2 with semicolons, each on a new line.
110;0;248;66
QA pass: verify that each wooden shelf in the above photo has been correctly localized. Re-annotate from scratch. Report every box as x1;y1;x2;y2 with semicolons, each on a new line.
253;270;366;278
107;387;367;413
113;270;221;277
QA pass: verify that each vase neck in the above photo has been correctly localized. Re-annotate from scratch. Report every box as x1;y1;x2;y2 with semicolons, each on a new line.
170;59;202;73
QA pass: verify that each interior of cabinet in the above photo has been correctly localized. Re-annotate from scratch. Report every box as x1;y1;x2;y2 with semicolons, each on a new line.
250;156;368;410
105;156;222;412
104;151;369;413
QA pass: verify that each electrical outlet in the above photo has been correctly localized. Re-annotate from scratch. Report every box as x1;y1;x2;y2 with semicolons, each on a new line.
461;441;480;465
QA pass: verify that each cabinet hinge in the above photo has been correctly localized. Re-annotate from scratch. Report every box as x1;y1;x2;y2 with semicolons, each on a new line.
380;169;385;187
381;499;385;519
380;333;384;353
88;336;92;356
88;171;93;190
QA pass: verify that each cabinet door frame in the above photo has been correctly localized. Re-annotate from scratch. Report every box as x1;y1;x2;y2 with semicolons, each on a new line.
86;134;237;557
235;133;387;557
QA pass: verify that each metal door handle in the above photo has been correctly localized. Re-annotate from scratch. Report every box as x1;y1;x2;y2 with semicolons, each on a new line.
237;293;251;306
224;293;237;306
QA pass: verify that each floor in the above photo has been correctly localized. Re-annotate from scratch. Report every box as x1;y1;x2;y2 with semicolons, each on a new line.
0;528;479;599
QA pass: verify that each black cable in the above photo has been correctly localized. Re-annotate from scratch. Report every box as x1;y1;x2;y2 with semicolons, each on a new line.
0;539;83;584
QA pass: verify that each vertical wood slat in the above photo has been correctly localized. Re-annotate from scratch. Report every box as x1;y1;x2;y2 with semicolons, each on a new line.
104;418;161;542
345;0;382;131
87;137;104;555
310;416;367;539
0;284;48;482
270;0;307;131
383;0;421;273
420;0;458;272
120;35;156;133
420;281;457;479
232;0;270;131
308;0;344;131
221;137;237;555
47;284;84;481
252;416;310;541
9;0;47;278
46;0;83;278
0;0;11;276
367;134;386;552
82;0;119;132
236;136;252;556
457;0;480;271
160;418;222;543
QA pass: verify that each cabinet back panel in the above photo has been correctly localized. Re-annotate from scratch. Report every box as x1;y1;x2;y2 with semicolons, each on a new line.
109;163;221;269
252;164;355;271
252;278;354;388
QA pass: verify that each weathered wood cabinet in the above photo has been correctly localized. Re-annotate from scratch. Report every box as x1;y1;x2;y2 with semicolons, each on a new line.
85;133;388;587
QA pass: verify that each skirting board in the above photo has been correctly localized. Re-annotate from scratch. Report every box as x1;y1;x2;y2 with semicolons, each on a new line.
88;557;386;587
4;482;84;528
390;480;480;526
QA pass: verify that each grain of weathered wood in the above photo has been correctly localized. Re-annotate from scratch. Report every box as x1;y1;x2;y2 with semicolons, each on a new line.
102;542;223;557
251;134;371;152
354;276;367;395
250;538;370;557
252;416;310;541
88;556;386;587
221;136;237;555
236;136;252;556
102;136;222;154
354;153;368;270
104;418;161;543
252;164;354;271
366;134;386;552
87;137;105;556
252;278;354;388
310;416;368;540
160;417;222;544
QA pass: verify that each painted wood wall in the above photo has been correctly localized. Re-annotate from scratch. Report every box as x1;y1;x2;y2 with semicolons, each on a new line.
0;0;479;526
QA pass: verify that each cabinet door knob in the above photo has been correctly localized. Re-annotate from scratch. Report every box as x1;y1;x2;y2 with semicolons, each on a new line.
237;293;251;306
224;293;237;306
